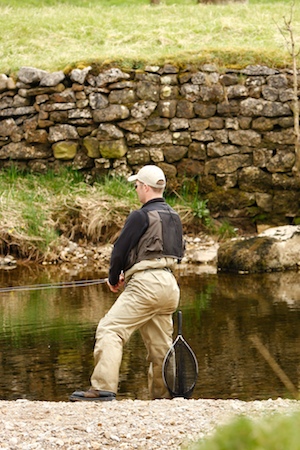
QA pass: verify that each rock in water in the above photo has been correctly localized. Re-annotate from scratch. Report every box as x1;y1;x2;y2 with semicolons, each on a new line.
217;225;300;273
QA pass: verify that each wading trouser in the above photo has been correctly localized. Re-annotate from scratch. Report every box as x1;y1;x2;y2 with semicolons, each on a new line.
91;260;180;399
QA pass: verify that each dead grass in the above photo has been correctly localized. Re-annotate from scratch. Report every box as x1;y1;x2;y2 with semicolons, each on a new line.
0;229;44;261
52;194;138;244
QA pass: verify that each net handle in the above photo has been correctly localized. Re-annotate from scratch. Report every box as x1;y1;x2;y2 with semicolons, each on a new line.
177;310;183;335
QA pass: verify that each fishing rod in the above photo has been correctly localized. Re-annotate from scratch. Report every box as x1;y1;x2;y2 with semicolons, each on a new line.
0;278;108;294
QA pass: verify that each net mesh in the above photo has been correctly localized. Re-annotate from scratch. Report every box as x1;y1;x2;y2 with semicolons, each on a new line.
163;336;198;398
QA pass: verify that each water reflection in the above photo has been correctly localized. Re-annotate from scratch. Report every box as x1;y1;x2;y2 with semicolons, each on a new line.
0;266;299;402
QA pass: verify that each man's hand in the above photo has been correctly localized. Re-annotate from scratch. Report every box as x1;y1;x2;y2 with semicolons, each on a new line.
107;273;125;293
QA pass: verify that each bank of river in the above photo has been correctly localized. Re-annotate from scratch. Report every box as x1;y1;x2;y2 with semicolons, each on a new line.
0;233;220;276
0;398;300;449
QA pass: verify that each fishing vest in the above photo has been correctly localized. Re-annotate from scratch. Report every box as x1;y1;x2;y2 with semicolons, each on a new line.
125;206;184;270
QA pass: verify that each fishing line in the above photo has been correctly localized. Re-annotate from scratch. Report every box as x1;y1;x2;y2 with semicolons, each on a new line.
0;278;108;293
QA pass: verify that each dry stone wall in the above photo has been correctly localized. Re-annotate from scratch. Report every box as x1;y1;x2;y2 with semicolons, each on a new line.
0;64;300;227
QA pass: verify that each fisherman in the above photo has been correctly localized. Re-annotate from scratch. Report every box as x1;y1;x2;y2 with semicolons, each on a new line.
70;165;184;401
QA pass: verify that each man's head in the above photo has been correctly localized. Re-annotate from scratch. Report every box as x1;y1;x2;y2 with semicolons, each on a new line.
128;165;166;188
128;165;166;203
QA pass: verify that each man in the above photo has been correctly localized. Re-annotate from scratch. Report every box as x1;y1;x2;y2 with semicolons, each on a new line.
70;165;184;402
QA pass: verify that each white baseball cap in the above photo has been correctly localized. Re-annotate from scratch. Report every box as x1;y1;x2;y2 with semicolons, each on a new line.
128;165;166;188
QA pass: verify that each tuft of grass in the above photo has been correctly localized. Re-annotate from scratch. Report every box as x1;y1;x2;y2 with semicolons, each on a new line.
191;199;211;222
95;175;139;207
186;411;300;450
0;1;299;74
0;167;89;258
167;179;215;231
215;220;237;240
51;180;140;245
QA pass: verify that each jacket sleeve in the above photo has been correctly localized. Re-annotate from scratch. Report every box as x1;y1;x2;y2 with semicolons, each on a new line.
108;209;148;285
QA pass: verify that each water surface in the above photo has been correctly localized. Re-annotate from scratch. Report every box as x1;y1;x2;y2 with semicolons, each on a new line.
0;265;299;401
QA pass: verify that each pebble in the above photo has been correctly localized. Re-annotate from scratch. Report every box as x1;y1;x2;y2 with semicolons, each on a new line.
0;398;299;449
0;254;17;268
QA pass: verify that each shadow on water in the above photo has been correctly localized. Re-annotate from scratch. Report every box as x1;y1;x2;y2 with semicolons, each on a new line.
0;265;299;402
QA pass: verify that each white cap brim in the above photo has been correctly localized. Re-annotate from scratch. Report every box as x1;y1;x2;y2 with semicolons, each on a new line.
127;174;138;182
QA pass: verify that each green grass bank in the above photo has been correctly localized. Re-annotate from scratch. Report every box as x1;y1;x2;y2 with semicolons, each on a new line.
0;167;220;260
0;0;299;74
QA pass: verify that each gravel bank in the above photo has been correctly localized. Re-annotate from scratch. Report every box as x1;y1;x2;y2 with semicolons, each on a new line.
1;398;299;449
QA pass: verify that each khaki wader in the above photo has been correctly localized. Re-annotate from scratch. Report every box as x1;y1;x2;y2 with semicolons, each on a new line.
91;258;180;399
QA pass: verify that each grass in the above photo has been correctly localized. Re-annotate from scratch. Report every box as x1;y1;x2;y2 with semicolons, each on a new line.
186;411;300;450
0;0;299;74
0;167;136;258
0;167;89;258
0;166;228;260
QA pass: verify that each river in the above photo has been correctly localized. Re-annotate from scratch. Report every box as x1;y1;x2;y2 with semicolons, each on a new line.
0;264;299;402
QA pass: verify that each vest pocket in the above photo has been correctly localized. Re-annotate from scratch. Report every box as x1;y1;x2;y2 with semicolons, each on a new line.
145;236;163;254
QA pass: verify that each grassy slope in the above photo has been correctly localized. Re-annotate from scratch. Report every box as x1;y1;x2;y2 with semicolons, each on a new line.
0;168;142;257
0;167;218;258
0;0;299;74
